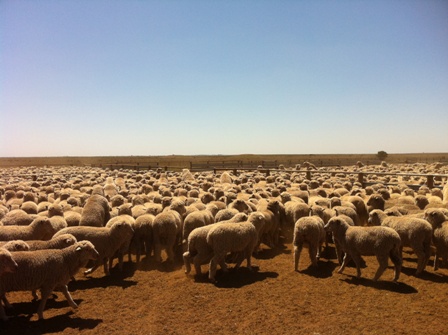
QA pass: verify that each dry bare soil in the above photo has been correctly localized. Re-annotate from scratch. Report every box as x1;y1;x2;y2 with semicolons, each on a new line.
2;240;447;335
1;155;448;335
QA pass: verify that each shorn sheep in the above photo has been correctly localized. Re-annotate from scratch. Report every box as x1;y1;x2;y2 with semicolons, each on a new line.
424;208;448;270
324;217;402;282
368;209;432;275
293;216;326;271
0;241;99;321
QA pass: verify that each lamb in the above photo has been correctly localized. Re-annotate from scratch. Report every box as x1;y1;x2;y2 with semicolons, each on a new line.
0;240;99;321
293;216;326;271
79;194;111;227
206;220;259;283
368;209;432;275
53;222;134;276
424;208;448;270
324;216;402;282
0;217;55;241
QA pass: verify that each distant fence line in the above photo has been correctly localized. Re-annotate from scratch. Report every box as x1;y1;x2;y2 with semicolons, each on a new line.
2;163;447;191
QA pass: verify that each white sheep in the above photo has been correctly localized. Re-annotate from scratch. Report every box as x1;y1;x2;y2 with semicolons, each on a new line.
293;216;326;271
206;220;258;283
53;222;134;276
0;240;99;321
424;208;448;270
368;209;432;275
0;217;55;241
0;248;18;276
324;216;402;282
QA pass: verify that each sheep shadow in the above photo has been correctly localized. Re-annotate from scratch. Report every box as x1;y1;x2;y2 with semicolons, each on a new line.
1;310;102;334
401;266;448;283
69;274;138;291
254;244;290;260
297;260;338;279
1;297;84;322
212;267;279;288
340;276;418;294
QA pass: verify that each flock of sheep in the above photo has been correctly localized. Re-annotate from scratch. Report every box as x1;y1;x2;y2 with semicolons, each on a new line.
0;161;448;321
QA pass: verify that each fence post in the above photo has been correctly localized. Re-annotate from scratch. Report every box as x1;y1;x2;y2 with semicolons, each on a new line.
427;175;434;189
306;170;311;180
358;173;364;188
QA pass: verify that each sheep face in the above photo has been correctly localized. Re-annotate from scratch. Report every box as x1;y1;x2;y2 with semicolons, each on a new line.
425;209;446;227
0;249;18;274
324;217;344;232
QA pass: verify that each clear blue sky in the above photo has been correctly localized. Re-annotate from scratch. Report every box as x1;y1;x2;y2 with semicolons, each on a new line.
1;0;447;157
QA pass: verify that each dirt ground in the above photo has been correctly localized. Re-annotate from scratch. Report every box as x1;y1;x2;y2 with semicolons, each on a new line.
2;239;447;335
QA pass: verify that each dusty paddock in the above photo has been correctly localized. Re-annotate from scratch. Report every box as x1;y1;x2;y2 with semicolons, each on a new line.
2;240;447;335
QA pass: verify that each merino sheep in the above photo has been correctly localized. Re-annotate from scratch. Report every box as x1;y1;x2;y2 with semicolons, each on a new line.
0;217;55;241
0;240;99;321
131;214;154;262
182;208;215;246
206;221;258;283
79;194;110;227
324;217;402;282
366;194;385;212
424;208;448;270
25;233;78;251
368;209;432;275
53;223;134;276
293;216;326;271
151;210;182;263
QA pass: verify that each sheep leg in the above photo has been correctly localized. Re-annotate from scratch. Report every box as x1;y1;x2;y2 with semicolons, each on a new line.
294;243;303;271
338;253;351;274
37;287;53;320
413;246;427;275
154;243;162;263
433;252;439;271
60;285;78;310
209;254;225;283
309;244;318;267
351;253;363;278
333;236;343;265
1;294;12;309
373;255;389;281
389;248;402;282
103;258;110;275
183;251;192;274
0;301;9;321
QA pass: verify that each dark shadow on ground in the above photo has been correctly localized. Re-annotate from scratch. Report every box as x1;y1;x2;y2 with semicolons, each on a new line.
211;266;279;288
0;310;102;334
340;276;418;294
297;260;338;279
